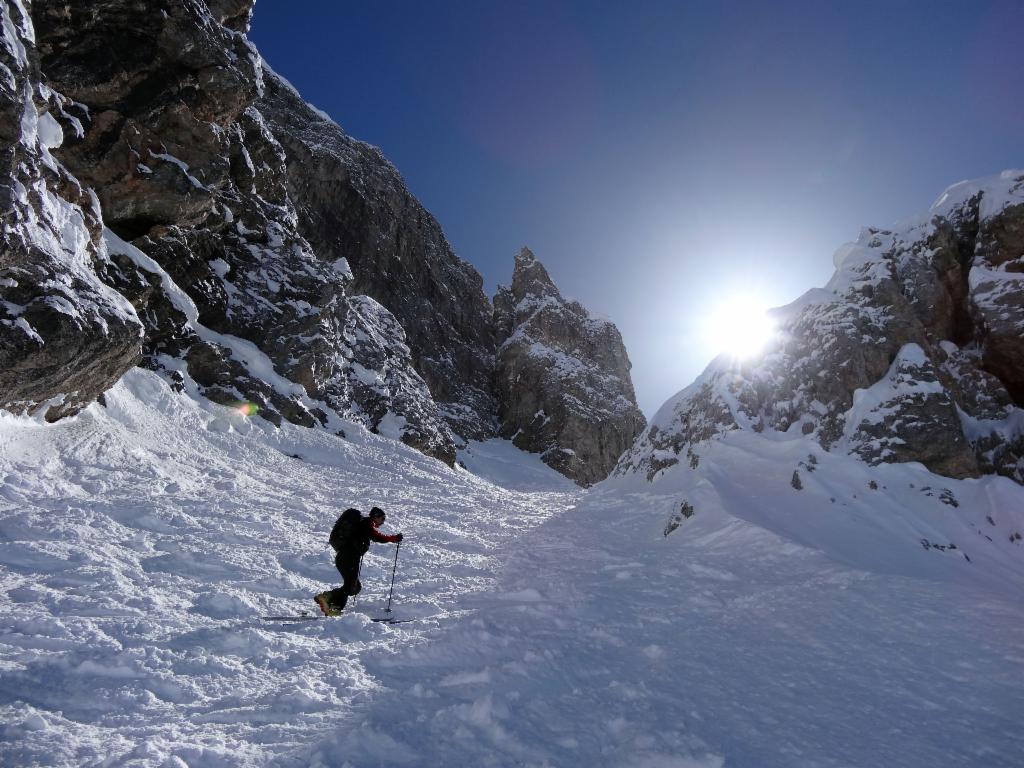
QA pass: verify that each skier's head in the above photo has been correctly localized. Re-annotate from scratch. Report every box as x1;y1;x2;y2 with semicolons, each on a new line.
369;507;386;525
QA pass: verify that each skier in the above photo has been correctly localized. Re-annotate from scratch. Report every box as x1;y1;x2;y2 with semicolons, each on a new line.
315;506;402;616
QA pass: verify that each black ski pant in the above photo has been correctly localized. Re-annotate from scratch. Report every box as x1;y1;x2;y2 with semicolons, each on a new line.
325;551;361;610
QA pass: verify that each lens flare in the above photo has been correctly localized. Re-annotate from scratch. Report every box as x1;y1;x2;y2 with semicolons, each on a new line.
232;401;259;417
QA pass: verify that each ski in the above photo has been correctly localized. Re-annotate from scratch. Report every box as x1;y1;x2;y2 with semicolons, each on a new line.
260;612;420;623
371;610;461;624
260;614;425;624
260;615;421;624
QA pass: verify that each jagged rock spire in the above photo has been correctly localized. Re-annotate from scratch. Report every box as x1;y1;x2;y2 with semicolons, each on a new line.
494;247;646;486
511;246;560;300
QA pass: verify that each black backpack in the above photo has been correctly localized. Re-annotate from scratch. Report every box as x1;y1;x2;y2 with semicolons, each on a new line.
329;508;362;552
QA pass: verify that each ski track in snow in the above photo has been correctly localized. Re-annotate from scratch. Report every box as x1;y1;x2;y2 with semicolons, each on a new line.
2;370;1023;767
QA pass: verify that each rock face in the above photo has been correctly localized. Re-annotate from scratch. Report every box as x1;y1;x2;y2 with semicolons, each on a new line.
257;70;498;440
845;344;977;478
0;0;143;421
618;171;1024;485
8;0;1016;490
494;248;646;486
27;0;456;463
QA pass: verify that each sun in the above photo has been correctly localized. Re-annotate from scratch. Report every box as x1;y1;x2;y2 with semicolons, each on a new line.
700;294;777;360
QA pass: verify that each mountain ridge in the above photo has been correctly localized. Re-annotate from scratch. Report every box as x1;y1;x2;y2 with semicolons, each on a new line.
618;170;1024;486
0;0;644;485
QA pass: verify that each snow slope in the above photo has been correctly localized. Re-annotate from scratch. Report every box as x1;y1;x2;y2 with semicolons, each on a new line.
0;369;576;765
2;371;1023;767
310;431;1024;768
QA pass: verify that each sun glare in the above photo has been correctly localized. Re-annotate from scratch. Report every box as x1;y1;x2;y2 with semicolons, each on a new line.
701;295;777;360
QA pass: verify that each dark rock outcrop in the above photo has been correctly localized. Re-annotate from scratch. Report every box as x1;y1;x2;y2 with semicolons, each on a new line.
0;0;143;421
970;199;1024;403
494;248;646;485
619;171;1024;484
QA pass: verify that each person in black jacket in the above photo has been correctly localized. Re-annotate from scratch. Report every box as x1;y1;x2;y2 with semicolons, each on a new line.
315;507;402;616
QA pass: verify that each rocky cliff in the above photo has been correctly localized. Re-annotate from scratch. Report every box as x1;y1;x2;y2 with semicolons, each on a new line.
495;248;647;486
11;0;455;462
0;0;643;485
257;68;498;440
0;0;143;421
618;171;1024;485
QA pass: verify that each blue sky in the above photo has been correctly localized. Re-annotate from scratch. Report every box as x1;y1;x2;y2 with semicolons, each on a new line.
250;0;1023;416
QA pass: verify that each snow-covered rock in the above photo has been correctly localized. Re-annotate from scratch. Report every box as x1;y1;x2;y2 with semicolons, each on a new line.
495;247;646;486
26;0;457;463
0;0;143;421
620;171;1024;484
257;66;499;441
843;343;977;477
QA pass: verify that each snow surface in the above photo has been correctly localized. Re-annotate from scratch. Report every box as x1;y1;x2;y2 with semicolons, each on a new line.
2;371;1023;767
930;169;1024;221
36;111;63;150
0;370;576;766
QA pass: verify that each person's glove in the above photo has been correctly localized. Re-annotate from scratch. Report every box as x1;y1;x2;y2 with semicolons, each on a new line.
394;533;404;543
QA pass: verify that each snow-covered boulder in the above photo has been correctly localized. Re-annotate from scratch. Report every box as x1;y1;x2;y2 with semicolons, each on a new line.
495;247;646;486
619;171;1024;484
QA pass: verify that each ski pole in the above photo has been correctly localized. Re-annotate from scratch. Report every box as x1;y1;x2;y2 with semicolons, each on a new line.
352;554;364;608
384;540;401;615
